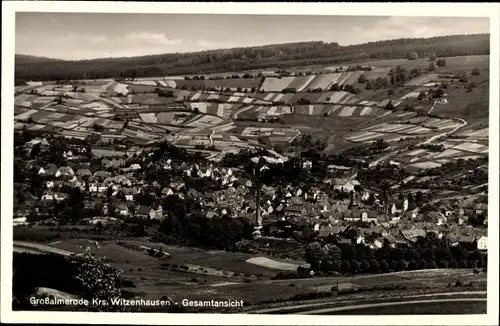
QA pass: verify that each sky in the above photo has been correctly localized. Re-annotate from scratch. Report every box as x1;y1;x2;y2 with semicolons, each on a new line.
15;13;490;60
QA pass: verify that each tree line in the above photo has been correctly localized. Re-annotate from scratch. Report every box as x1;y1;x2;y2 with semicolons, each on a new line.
15;34;489;84
304;234;487;276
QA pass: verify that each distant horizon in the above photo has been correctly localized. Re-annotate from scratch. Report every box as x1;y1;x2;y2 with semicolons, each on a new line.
15;33;490;62
15;13;490;60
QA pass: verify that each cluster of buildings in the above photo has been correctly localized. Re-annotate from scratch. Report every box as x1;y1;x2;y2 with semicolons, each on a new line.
13;136;488;251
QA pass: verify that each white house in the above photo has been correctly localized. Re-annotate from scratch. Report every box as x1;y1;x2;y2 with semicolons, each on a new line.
129;163;141;171
302;160;313;170
55;167;75;178
477;236;488;250
13;217;29;226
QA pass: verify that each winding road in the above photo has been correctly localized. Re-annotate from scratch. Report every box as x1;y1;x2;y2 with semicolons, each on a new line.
289;128;301;144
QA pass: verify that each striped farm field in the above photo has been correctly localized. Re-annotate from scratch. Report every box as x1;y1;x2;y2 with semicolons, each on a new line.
294;105;310;115
262;93;277;101
186;102;211;113
363;68;391;79
217;103;237;119
156;112;176;125
368;123;410;133
287;75;315;91
359;107;376;116
377;99;391;108
260;77;295;92
433;149;466;159
173;78;261;91
306;73;340;90
340;94;354;104
405;74;439;86
338;106;357;117
458;127;489;139
400;91;420;100
14;109;39;120
408;161;442;169
402;126;432;134
406;149;428;157
139;113;158;123
129;80;158;86
185;115;224;128
276;93;295;104
315;92;335;103
326;91;348;103
346;131;383;142
452;142;489;153
325;105;342;116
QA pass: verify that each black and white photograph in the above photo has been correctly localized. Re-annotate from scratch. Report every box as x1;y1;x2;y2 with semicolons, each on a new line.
1;2;499;325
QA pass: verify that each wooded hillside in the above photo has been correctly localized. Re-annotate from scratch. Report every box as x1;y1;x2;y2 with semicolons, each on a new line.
15;34;489;83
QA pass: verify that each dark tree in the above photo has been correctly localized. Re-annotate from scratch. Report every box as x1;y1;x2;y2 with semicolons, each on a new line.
407;52;418;60
417;259;427;270
436;58;447;67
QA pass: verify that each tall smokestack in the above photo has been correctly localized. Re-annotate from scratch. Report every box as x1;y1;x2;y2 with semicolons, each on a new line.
253;166;262;238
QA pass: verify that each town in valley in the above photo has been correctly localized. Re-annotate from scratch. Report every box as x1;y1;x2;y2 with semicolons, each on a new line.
11;14;490;315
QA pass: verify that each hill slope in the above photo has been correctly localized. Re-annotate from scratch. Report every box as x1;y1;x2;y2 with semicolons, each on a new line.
15;34;489;83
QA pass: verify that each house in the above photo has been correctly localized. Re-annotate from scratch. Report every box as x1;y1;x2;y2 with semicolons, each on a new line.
425;211;446;225
161;187;174;198
290;196;303;206
344;212;361;222
41;164;58;177
116;204;129;216
63;150;74;160
82;216;121;225
76;169;92;179
169;181;185;191
391;198;409;216
475;203;488;215
332;178;357;192
338;237;352;245
439;204;454;217
400;228;426;243
477;236;488;250
361;211;378;223
55;166;75;178
331;201;350;214
13;217;29;226
94;170;112;180
136;206;152;219
41;191;68;202
302;160;313;170
101;158;112;169
372;238;384;249
187;188;199;199
284;205;306;217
